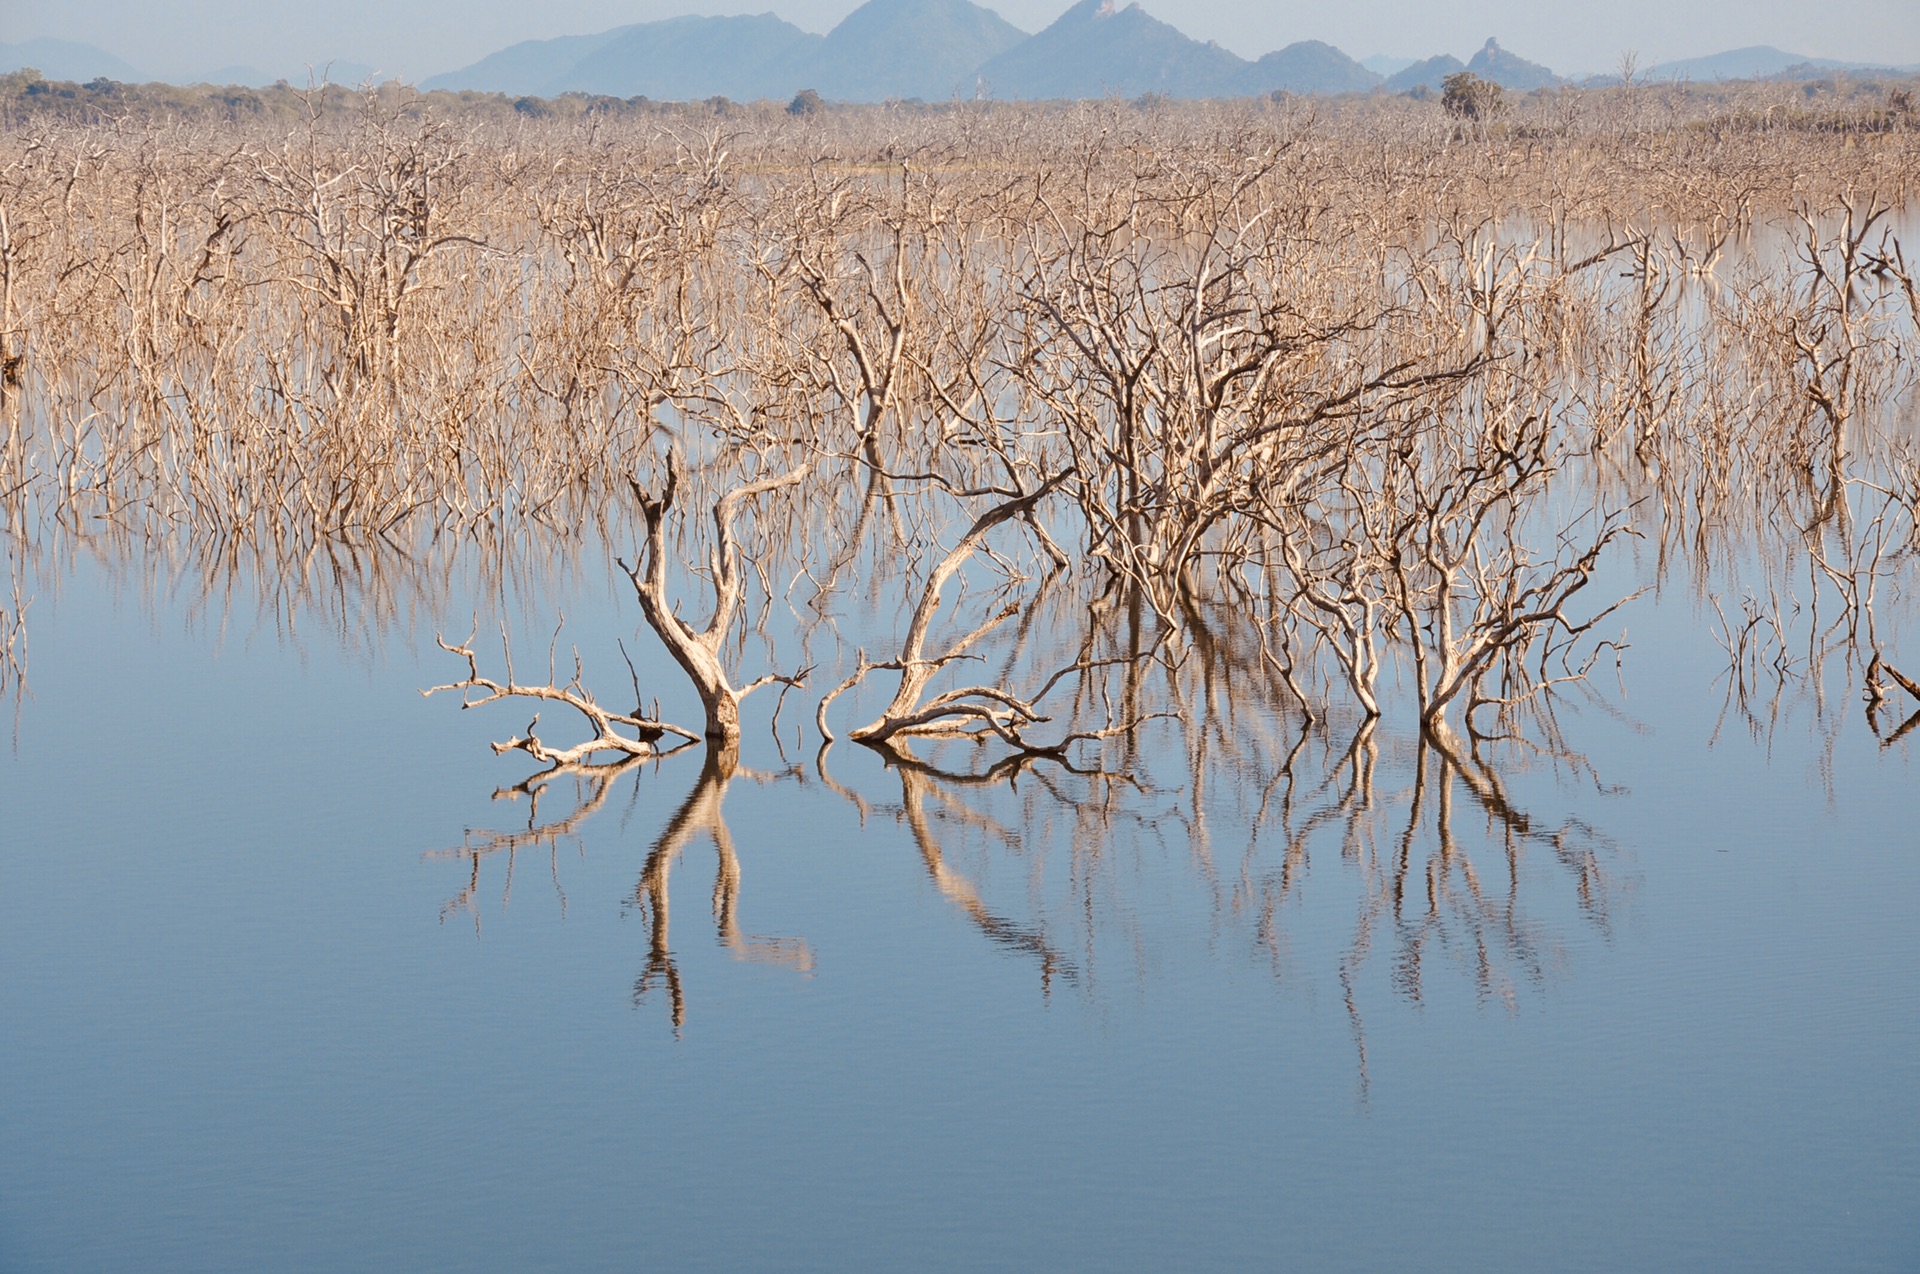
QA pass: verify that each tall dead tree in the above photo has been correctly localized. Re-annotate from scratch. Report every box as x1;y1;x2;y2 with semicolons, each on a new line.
623;453;812;760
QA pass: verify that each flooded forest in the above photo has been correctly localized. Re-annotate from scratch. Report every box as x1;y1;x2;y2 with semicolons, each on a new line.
2;82;1918;1269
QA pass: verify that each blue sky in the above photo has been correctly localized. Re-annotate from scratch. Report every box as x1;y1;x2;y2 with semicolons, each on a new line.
4;0;1917;84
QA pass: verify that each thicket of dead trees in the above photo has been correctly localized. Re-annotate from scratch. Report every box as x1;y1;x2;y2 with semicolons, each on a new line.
1;87;1917;766
4;87;1917;1064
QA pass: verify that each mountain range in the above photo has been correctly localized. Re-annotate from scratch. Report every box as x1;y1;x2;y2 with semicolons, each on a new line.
10;2;1920;104
419;3;1916;102
419;1;1532;102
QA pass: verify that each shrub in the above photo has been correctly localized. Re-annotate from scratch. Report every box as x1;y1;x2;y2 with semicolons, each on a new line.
1441;72;1503;121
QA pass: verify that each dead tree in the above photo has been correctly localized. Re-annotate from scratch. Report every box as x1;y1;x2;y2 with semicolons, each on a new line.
622;453;813;760
425;454;811;768
815;472;1149;752
1374;402;1640;734
1273;481;1394;720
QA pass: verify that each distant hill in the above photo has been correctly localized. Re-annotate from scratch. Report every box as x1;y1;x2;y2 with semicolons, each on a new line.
1642;45;1920;82
0;38;143;83
420;31;627;95
566;14;821;99
795;0;1027;102
1464;38;1558;90
1384;55;1464;93
1645;45;1814;82
1380;40;1556;94
1235;41;1380;95
974;0;1244;100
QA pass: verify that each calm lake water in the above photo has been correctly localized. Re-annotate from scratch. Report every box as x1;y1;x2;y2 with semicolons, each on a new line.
1;525;1916;1271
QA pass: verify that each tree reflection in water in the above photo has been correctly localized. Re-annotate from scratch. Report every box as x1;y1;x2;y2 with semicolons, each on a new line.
427;682;1623;1096
426;747;694;933
429;743;821;1034
818;740;1084;994
1245;716;1620;1100
629;749;817;1033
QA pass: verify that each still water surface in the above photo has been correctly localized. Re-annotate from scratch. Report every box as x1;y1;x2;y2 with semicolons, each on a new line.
1;535;1915;1271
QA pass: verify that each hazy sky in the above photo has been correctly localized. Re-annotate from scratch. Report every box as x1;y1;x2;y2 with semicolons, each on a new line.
5;0;1918;82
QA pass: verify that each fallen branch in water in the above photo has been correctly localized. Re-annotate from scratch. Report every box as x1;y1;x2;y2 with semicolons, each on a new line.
424;623;700;767
1881;661;1920;703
